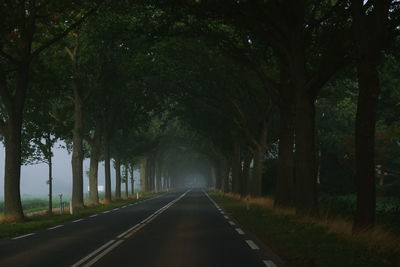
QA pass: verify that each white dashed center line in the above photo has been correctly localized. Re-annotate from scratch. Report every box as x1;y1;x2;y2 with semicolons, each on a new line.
224;215;229;219
228;221;235;226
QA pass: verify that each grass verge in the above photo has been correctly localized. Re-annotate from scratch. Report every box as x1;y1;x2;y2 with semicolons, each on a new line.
0;192;162;239
209;191;400;267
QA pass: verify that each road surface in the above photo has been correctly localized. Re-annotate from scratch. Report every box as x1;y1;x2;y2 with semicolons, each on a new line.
0;189;285;267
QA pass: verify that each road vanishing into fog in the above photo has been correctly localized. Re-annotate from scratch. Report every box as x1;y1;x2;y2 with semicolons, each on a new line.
0;189;285;267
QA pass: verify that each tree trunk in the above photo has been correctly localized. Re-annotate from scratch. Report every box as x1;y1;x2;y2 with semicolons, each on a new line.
115;155;121;199
353;53;380;230
294;89;318;215
88;122;101;204
104;138;112;202
221;158;230;193
140;157;147;192
130;164;134;195
231;141;241;194
156;160;162;192
48;143;53;215
71;86;84;209
124;165;129;198
241;151;252;197
3;65;29;221
275;101;295;208
252;121;268;196
351;0;389;231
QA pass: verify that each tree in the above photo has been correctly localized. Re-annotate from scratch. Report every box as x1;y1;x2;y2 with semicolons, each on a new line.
0;1;103;219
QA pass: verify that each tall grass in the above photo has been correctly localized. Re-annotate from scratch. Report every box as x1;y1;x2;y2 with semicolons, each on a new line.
217;191;400;258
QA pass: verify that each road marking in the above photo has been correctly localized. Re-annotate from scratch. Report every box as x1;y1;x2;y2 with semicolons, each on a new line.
102;210;110;214
246;240;259;250
121;205;127;208
263;260;277;267
82;239;124;267
90;214;98;218
12;233;35;240
47;225;64;230
72;190;189;266
228;221;235;226
235;228;245;235
220;211;225;214
72;219;83;223
71;240;116;267
124;224;146;238
117;224;140;238
113;208;120;211
224;215;229;219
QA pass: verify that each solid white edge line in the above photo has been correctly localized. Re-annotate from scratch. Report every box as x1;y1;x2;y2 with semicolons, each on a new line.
90;214;98;218
235;228;245;235
83;240;124;267
12;233;35;240
47;225;64;230
71;240;116;267
102;210;110;214
263;260;277;267
72;219;83;223
245;240;260;250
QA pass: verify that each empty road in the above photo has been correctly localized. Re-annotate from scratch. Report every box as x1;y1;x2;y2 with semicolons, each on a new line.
0;189;285;267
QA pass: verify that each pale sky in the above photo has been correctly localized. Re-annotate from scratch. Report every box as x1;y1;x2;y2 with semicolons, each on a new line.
0;141;141;199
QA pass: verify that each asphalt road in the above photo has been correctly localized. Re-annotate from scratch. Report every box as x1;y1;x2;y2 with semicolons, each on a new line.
0;189;286;267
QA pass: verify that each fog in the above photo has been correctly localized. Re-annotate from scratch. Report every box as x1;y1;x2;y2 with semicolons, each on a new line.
0;141;141;199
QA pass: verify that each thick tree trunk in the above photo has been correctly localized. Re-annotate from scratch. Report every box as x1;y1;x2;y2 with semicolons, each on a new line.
294;89;318;215
275;101;295;208
231;141;241;194
4;116;24;220
3;64;29;221
252;121;268;196
140;157;147;192
104;138;112;202
88;124;101;204
115;155;121;199
353;57;380;230
71;87;84;209
351;0;389;231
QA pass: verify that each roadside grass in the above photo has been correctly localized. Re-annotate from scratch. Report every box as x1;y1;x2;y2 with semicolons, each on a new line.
209;191;400;267
0;192;162;239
